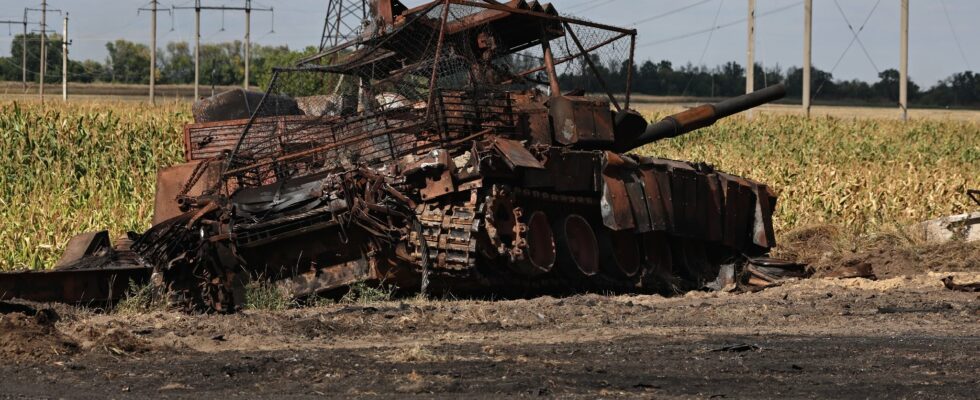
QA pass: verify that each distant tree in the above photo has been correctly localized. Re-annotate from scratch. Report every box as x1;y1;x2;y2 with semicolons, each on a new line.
200;41;244;86
105;40;151;83
160;42;193;84
0;57;17;81
920;71;979;106
255;45;341;97
8;33;66;83
635;60;658;94
871;69;919;103
714;61;745;96
4;35;978;108
68;59;108;83
754;63;784;90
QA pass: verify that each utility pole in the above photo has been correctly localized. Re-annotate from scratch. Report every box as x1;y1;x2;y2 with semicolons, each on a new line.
745;0;755;118
139;1;171;103
899;0;909;121
22;14;27;90
0;14;34;90
29;1;61;101
40;0;46;101
62;13;68;102
24;4;59;98
173;1;272;98
802;0;812;118
245;0;250;90
196;0;201;99
151;1;157;103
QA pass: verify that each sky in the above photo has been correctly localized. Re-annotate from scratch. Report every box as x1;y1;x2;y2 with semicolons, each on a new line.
0;0;976;87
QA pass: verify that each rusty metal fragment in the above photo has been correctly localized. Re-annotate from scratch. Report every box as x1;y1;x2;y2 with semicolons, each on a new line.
941;276;980;292
0;266;149;304
824;264;876;280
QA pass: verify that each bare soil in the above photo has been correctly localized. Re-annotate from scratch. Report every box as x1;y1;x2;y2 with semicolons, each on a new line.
1;238;979;399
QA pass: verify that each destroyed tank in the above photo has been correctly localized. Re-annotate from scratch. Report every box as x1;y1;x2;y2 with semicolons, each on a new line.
1;0;791;311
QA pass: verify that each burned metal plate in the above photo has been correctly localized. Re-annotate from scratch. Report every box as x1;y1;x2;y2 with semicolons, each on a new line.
492;137;545;170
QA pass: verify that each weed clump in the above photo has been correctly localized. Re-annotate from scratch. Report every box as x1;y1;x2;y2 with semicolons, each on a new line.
115;279;165;314
341;282;395;304
244;280;295;311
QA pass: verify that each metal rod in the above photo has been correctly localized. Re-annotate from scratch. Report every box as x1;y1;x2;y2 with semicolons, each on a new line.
512;32;629;80
425;0;452;121
225;70;279;178
562;21;620;111
224;122;424;176
540;25;561;97
450;0;636;35
625;33;636;110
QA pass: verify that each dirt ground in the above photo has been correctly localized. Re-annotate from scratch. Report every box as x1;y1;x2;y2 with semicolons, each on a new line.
2;238;979;399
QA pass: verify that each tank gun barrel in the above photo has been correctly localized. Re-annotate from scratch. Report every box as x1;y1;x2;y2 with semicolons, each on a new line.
629;83;786;149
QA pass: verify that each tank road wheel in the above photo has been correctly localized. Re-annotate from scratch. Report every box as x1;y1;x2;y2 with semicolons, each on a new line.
638;232;679;293
508;210;557;276
597;228;642;278
485;186;556;277
554;214;600;277
666;238;718;290
484;186;518;259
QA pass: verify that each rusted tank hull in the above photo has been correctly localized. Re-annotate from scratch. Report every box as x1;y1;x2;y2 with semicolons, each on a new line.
4;2;796;311
124;132;777;312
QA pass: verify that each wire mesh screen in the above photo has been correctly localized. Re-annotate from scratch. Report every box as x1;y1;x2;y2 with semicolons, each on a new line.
223;1;635;188
551;20;634;95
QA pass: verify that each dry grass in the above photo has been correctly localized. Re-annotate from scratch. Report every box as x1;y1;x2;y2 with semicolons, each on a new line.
0;98;977;271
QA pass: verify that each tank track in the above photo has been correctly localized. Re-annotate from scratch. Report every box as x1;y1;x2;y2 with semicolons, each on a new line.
411;184;745;298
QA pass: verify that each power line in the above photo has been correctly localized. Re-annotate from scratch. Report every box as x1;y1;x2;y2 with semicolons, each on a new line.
811;0;883;103
564;0;593;8
681;0;724;96
0;12;39;89
832;0;881;74
939;0;971;71
571;0;620;14
173;1;274;97
638;1;801;48
629;0;714;27
563;0;606;12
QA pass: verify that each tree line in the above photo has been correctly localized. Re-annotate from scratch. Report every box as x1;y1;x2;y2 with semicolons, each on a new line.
559;56;980;107
1;35;977;107
0;34;315;89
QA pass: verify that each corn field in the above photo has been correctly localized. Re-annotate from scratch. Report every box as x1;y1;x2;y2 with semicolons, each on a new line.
0;100;978;270
637;108;980;237
0;101;187;270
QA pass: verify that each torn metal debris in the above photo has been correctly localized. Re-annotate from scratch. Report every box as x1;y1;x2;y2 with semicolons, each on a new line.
941;276;980;293
2;0;796;311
